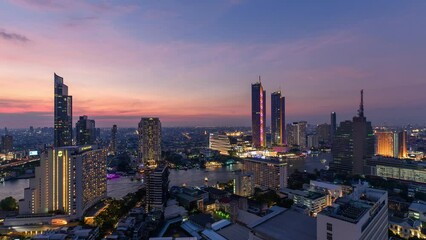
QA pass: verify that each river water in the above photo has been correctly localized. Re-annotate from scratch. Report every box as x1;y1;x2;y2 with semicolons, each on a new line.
0;153;331;201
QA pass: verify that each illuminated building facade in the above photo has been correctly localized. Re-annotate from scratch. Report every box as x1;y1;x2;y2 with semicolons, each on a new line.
76;115;96;146
330;90;374;175
243;158;287;190
54;73;73;147
1;134;13;153
286;121;307;149
19;146;106;218
375;130;407;158
251;79;266;148
234;172;254;197
146;165;169;211
271;91;286;146
209;133;232;155
138;117;162;169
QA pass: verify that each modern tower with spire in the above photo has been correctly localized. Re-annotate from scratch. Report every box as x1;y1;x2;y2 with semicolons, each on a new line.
330;90;374;175
54;73;73;147
251;76;266;148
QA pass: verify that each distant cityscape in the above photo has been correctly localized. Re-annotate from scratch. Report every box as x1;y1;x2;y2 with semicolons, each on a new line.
0;72;425;240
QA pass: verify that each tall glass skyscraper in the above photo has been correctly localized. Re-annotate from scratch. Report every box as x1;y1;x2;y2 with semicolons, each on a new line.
54;73;73;147
271;91;286;146
138;117;162;169
251;78;266;148
76;115;96;146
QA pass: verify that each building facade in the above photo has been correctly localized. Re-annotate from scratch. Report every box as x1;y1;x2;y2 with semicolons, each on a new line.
209;133;232;155
110;124;117;155
243;158;287;190
146;165;169;211
330;112;337;143
271;91;286;146
234;172;254;197
19;146;107;218
54;73;73;147
317;183;388;240
1;134;13;153
251;80;266;148
76;115;96;146
138;117;162;169
286;121;307;149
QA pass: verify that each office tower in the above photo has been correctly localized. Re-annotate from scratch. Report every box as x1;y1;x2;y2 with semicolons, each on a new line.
243;158;287;190
234;172;254;197
271;91;286;146
209;133;232;155
110;124;117;155
146;165;169;211
251;78;266;148
317;183;388;240
375;130;408;158
330;90;374;175
138;117;162;169
398;131;408;158
1;134;13;153
307;134;319;149
19;146;107;218
54;73;73;147
330;112;337;142
75;115;96;146
286;121;307;149
317;123;331;145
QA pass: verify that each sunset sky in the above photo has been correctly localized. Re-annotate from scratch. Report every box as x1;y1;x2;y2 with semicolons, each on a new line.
1;0;426;128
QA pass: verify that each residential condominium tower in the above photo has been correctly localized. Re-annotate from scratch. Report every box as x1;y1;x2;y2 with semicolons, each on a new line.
138;117;162;169
54;73;73;147
76;115;96;146
271;91;286;146
251;78;266;148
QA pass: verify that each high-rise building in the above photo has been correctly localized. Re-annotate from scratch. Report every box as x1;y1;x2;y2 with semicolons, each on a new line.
317;123;331;145
110;124;117;155
138;117;162;169
146;165;169;211
330;90;374;175
286;121;307;149
243;158;287;190
251;78;266;148
375;130;408;159
307;134;319;149
1;134;13;153
317;183;388;240
19;146;107;218
54;73;73;147
209;133;232;155
76;115;96;146
271;91;286;146
330;112;337;142
234;172;254;197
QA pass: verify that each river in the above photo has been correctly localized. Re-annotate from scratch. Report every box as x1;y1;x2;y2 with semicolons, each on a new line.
0;153;331;201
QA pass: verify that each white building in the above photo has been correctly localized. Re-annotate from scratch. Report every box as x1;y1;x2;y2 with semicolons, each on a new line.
317;182;388;240
243;158;287;191
209;133;232;155
281;188;328;216
234;173;254;197
18;146;106;219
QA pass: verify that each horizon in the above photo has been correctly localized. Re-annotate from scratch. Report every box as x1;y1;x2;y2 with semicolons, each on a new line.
1;1;426;128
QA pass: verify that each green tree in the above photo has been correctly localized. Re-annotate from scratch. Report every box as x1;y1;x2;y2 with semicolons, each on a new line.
0;196;18;211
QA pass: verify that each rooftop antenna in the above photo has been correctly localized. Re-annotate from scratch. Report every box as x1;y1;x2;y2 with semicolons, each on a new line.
258;75;261;83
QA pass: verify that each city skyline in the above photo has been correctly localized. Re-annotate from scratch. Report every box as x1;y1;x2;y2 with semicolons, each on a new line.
1;1;426;128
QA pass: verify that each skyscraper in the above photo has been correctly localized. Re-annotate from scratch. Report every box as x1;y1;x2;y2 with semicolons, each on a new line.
146;165;169;211
271;91;286;146
286;121;307;149
54;73;73;147
138;117;162;169
251;78;266;148
76;115;96;146
19;146;107;218
375;130;408;158
330;112;337;142
110;124;117;155
330;90;374;175
1;134;13;153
